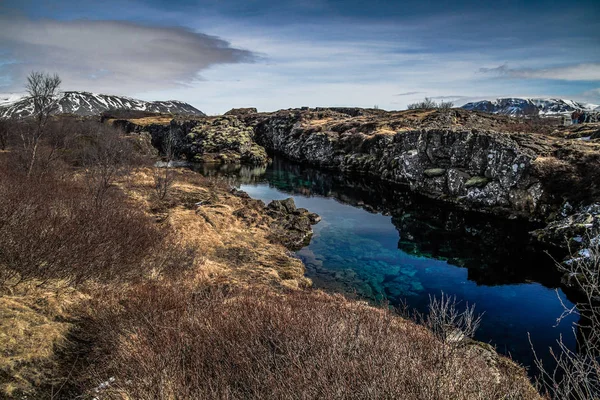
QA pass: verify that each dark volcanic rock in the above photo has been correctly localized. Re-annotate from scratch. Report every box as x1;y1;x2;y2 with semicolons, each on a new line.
266;198;320;250
225;107;258;117
113;116;270;166
249;108;600;219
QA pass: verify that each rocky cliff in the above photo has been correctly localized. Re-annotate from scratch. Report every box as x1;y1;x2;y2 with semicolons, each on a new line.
114;107;600;221
241;108;600;220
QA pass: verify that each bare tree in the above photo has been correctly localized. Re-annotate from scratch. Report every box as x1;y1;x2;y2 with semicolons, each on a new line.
532;236;600;399
21;71;61;177
153;125;179;200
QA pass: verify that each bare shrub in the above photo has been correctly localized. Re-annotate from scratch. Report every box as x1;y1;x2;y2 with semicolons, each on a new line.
0;119;9;150
407;98;454;110
438;100;455;110
76;284;537;400
79;123;135;208
0;164;163;287
153;125;178;200
424;292;482;341
532;237;600;399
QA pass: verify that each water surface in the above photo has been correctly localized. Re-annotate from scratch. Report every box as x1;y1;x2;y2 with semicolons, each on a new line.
194;157;578;373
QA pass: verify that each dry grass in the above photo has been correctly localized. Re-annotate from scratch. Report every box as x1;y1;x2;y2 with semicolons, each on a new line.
126;115;174;126
0;281;83;396
120;167;310;290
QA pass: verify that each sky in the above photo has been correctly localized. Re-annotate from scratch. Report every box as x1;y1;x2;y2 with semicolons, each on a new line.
0;0;599;114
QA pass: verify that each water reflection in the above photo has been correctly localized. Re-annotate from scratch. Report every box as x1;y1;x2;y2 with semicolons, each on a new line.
192;157;578;372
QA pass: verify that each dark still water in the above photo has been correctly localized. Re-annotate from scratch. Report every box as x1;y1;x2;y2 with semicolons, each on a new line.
194;157;578;373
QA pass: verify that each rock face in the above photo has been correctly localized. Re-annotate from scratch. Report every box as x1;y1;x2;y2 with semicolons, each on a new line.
248;109;600;219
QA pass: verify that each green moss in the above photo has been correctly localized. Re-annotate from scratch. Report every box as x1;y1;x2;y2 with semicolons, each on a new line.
465;176;489;188
186;116;269;165
424;168;446;178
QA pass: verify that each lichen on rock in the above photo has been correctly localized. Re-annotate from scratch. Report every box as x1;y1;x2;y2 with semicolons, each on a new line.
186;116;269;165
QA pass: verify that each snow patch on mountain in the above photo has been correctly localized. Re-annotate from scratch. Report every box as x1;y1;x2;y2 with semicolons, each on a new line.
462;97;599;117
0;91;205;118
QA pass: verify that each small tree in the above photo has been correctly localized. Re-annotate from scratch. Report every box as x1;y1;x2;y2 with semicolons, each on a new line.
153;125;178;200
21;71;61;177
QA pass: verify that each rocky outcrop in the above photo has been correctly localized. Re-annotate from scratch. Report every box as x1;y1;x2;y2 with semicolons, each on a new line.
184;116;268;164
111;115;270;165
224;107;258;117
248;109;600;219
265;198;321;250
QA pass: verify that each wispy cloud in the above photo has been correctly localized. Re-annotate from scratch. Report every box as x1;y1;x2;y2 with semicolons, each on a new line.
479;63;600;81
0;17;257;94
395;91;423;96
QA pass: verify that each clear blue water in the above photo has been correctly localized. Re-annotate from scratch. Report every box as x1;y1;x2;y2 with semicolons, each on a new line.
194;157;578;374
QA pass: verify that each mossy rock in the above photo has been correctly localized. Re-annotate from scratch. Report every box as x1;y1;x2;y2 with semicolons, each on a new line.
424;168;446;178
185;116;269;165
465;176;489;188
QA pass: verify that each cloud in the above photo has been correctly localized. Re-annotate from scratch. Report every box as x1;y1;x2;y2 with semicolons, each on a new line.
0;17;257;94
395;91;423;96
479;63;600;81
429;95;466;100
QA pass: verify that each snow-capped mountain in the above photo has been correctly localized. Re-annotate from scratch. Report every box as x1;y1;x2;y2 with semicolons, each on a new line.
462;98;599;117
0;91;205;119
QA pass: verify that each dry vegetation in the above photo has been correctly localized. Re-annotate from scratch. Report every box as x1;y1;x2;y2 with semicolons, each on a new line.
80;283;539;400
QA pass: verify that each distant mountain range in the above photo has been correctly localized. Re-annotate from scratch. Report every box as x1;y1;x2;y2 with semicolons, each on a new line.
462;98;600;117
0;91;205;118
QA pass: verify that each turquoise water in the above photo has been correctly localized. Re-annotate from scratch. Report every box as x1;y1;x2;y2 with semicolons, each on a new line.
194;157;578;373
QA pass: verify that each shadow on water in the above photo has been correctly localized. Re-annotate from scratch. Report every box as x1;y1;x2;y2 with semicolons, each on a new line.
192;156;579;375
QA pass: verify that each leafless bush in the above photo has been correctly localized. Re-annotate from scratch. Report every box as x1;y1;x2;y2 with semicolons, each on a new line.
0;164;163;287
532;237;600;399
153;125;178;200
75;284;536;400
438;100;455;110
424;292;482;341
79;123;134;208
0;119;9;150
407;97;454;110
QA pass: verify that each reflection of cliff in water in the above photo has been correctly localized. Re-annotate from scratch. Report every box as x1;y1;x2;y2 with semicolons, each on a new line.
195;156;564;288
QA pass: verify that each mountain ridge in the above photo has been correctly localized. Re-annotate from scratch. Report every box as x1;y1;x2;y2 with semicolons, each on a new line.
462;97;599;117
0;91;205;118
